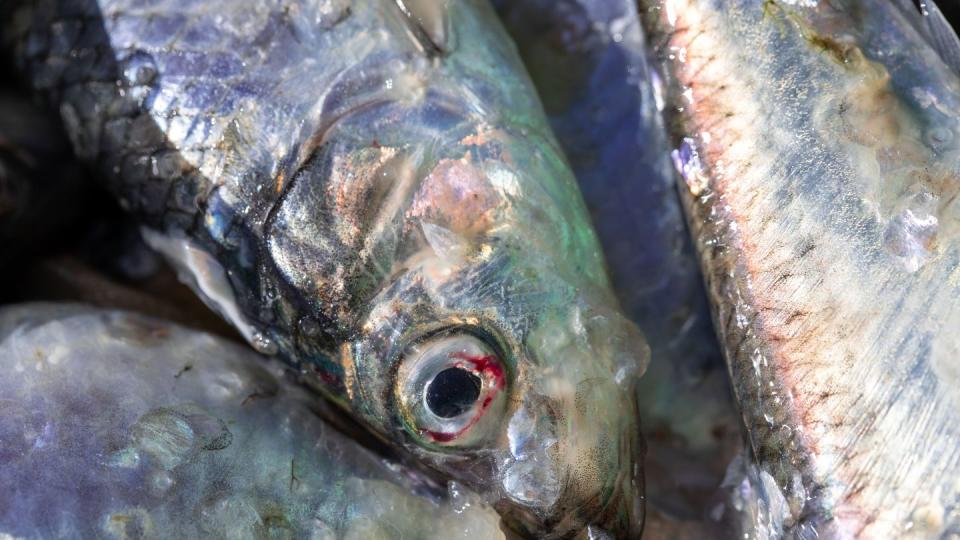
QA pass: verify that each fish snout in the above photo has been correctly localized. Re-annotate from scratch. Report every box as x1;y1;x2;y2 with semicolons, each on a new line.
496;379;644;538
497;301;647;537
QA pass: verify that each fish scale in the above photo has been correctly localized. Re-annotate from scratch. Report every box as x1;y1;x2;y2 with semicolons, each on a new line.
4;0;648;537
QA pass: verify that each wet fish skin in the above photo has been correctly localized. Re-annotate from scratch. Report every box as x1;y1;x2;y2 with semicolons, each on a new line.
495;0;741;526
3;0;647;536
0;303;505;540
643;0;960;537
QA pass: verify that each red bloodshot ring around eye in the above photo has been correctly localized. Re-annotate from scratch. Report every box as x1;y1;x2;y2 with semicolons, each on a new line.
394;331;510;448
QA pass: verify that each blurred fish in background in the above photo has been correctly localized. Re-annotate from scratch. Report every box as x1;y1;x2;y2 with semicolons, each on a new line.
495;0;742;536
0;303;505;540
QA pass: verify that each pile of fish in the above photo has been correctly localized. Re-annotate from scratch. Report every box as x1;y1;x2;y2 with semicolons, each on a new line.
0;303;504;539
1;0;959;538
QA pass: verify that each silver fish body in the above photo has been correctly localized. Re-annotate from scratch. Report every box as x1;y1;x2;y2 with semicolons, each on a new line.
0;303;505;539
494;0;741;530
644;0;960;537
4;0;647;536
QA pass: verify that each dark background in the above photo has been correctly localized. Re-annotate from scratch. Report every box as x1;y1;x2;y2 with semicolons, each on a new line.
921;0;960;35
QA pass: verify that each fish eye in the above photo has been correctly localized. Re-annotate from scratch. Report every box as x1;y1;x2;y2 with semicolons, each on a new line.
395;330;508;447
426;367;482;418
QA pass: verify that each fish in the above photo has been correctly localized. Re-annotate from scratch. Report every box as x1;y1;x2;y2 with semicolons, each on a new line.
494;0;742;530
642;0;960;536
3;0;648;536
0;303;505;539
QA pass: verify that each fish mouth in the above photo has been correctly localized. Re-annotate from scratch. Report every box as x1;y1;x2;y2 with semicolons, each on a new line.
495;471;645;539
496;412;645;539
488;302;647;538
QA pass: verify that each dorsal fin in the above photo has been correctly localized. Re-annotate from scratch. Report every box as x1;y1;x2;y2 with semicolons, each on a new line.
394;0;450;57
895;0;960;75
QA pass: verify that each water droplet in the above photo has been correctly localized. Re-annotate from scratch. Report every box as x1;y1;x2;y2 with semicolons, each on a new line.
131;408;196;470
650;69;667;113
149;470;174;494
447;481;471;514
252;332;278;355
105;447;141;469
912;86;937;109
501;456;560;508
672;137;709;196
121;50;158;87
883;204;938;273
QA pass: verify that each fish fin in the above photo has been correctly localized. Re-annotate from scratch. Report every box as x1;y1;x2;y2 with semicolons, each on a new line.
893;0;960;75
140;227;259;347
394;0;450;56
921;1;960;74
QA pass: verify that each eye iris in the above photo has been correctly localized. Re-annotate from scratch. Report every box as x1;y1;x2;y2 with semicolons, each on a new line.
425;367;482;418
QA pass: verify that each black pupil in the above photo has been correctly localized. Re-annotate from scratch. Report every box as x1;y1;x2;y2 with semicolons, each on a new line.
425;367;482;418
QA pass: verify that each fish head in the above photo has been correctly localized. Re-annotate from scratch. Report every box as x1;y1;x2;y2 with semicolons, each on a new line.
335;132;649;537
259;102;647;535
